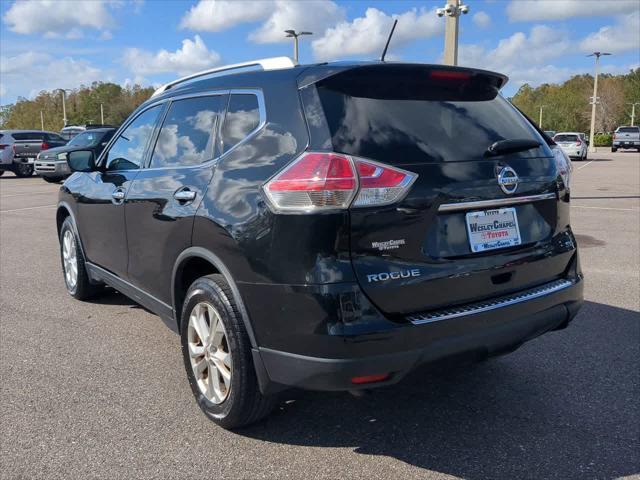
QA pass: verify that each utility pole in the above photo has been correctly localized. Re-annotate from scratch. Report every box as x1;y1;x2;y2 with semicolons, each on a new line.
100;103;104;124
40;110;44;131
284;30;313;64
539;105;547;129
587;52;611;153
436;0;469;66
57;88;70;127
628;102;640;126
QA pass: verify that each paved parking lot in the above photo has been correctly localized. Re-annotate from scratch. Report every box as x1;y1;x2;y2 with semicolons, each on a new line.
1;151;638;479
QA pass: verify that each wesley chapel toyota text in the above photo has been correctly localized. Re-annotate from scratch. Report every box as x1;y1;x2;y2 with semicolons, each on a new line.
57;58;583;428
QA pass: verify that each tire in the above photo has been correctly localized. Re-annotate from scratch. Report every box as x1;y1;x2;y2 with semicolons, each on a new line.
14;163;34;177
59;217;102;300
180;274;277;429
0;170;4;176
43;176;64;183
611;147;617;153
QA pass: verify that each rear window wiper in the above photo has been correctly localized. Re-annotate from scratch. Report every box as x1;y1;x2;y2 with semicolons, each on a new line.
485;139;541;157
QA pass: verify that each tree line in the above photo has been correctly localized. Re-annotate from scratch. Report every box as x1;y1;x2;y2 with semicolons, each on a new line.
0;82;155;131
511;68;640;134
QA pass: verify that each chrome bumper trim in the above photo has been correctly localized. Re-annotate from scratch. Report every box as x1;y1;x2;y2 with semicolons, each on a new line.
438;193;557;213
407;278;574;325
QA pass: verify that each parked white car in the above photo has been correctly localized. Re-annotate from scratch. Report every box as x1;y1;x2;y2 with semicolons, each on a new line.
553;132;588;161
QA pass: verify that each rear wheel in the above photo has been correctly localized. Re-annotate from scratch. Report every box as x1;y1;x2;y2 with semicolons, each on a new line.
181;274;277;429
14;164;34;177
0;170;4;176
59;217;102;300
611;147;617;152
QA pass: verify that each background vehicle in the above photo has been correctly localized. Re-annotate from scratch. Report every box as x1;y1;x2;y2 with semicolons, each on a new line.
35;128;116;183
612;126;640;152
0;130;67;177
553;132;588;160
543;130;556;139
57;59;582;429
60;124;116;141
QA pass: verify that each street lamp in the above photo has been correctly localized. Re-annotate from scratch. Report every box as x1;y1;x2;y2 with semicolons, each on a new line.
587;52;611;153
56;88;72;127
627;102;640;126
539;105;547;129
284;30;312;64
436;0;469;66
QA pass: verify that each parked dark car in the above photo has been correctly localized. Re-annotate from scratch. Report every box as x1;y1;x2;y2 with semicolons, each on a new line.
57;59;583;429
0;130;66;177
35;128;116;183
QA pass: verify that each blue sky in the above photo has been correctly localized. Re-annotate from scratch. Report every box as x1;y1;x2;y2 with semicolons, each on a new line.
1;0;639;104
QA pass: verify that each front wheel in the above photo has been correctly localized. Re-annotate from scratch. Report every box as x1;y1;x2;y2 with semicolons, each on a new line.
181;274;277;429
14;163;34;177
59;217;102;300
611;147;617;153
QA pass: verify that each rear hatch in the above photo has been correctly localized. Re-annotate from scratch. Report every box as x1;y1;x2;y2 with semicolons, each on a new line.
301;64;574;317
11;132;44;159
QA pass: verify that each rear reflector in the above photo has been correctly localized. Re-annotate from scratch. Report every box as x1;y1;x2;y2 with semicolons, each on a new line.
263;152;416;213
351;373;390;385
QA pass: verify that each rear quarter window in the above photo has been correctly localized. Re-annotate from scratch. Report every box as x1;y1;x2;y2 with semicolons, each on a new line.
221;94;261;154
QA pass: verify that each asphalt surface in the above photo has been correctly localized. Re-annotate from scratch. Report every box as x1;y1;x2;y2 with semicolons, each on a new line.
1;150;639;479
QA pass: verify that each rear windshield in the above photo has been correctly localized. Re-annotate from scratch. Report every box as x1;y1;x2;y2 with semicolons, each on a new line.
617;127;639;133
312;67;546;164
554;134;578;142
68;131;103;147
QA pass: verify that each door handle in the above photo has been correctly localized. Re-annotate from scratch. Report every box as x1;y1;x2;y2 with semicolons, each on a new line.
174;189;196;203
112;188;126;203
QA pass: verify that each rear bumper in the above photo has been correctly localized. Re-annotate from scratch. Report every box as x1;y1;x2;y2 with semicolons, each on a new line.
249;275;583;393
612;141;640;148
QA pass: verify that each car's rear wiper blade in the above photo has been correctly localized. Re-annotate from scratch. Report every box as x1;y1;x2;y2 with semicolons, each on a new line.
485;139;541;157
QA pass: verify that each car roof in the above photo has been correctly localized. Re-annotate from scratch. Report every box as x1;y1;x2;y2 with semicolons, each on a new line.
554;132;582;135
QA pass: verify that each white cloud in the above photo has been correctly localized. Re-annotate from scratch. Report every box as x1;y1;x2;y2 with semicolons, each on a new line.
311;7;443;61
0;51;103;101
181;0;344;45
180;0;273;32
473;11;491;29
580;13;640;54
122;35;221;77
506;0;640;22
459;25;573;88
248;0;344;44
3;0;114;37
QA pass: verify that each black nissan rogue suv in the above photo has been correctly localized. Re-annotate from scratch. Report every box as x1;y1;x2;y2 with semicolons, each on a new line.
57;59;583;429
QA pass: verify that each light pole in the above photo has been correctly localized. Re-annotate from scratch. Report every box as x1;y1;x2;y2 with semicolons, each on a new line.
56;88;72;127
539;105;547;129
587;52;611;153
628;102;640;126
100;103;104;124
40;110;44;130
436;0;470;66
284;30;312;64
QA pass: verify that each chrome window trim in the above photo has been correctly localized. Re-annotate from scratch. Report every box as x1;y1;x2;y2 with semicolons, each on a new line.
438;193;557;213
408;278;574;325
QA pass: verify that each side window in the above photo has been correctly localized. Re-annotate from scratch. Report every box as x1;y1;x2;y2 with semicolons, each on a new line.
150;96;223;168
105;105;162;171
221;94;261;154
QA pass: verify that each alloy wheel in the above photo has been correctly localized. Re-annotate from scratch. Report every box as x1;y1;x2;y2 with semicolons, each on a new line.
62;230;78;289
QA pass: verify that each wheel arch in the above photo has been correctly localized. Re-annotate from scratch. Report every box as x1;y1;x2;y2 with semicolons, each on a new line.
172;247;258;348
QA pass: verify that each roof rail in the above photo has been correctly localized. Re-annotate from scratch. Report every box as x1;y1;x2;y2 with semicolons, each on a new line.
151;56;296;97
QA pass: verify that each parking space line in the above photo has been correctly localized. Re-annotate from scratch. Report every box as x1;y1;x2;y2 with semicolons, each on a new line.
572;205;639;212
0;204;57;213
1;191;55;198
575;160;594;171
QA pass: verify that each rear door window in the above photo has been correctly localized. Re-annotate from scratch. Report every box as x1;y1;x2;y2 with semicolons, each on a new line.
313;67;546;164
149;95;224;168
221;94;261;154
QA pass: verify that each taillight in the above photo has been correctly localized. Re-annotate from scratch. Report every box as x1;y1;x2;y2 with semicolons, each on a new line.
575;140;582;146
41;142;50;150
552;145;572;189
263;152;417;213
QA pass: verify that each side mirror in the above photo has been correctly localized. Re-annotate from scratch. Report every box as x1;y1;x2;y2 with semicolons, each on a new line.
67;150;97;172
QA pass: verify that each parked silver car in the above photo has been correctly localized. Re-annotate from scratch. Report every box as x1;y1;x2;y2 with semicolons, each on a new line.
612;126;640;152
553;132;588;161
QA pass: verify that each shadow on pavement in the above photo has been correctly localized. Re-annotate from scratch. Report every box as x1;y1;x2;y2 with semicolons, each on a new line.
242;301;639;479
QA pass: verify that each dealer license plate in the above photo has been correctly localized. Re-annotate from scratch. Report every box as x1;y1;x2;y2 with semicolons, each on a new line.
465;207;522;253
